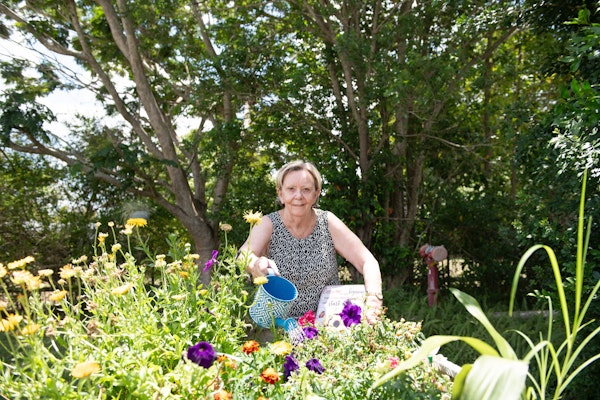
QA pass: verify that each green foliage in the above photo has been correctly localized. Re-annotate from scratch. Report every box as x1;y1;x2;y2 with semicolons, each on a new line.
425;184;521;298
514;6;600;304
374;173;600;400
385;287;551;367
0;223;249;398
0;0;597;317
0;151;90;267
0;218;452;399
508;172;600;400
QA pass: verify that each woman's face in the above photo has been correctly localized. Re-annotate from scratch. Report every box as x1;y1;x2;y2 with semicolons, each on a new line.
277;169;319;214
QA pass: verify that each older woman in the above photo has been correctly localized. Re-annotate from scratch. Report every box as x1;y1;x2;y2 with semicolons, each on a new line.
241;160;383;324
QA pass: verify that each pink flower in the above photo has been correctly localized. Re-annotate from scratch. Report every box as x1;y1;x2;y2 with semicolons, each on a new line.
298;310;315;326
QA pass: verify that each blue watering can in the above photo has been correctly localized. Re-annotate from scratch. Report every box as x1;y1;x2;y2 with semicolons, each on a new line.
249;270;299;332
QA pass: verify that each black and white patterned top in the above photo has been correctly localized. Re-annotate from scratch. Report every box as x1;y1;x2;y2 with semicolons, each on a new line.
267;209;340;318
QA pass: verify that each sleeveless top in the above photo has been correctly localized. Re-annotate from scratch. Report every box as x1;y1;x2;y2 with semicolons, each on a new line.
267;209;340;318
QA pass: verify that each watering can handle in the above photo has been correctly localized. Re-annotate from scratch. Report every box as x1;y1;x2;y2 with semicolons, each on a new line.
267;268;275;276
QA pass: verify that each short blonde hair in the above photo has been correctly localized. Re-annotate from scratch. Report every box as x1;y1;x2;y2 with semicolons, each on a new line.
275;160;322;205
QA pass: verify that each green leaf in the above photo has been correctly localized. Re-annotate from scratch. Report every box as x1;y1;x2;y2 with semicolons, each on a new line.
451;363;473;399
450;288;517;359
460;355;528;400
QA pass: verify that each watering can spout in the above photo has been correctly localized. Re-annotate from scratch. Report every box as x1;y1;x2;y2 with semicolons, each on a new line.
276;317;305;344
275;317;298;331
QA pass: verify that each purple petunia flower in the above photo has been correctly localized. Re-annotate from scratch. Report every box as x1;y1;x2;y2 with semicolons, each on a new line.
283;354;300;380
203;250;218;272
187;341;217;368
306;358;325;374
303;326;318;339
340;299;362;327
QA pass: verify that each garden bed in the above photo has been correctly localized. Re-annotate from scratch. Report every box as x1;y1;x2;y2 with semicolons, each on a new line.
0;222;453;399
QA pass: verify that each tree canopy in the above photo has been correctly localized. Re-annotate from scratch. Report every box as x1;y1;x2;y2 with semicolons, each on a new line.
0;1;598;293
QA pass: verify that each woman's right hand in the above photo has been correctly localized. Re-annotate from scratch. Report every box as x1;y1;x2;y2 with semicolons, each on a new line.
250;256;280;278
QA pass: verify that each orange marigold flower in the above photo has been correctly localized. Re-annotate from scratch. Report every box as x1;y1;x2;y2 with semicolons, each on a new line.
71;361;100;378
242;340;260;354
213;389;232;400
260;367;280;384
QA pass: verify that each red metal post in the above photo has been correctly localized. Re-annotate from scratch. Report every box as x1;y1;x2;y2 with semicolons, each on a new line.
419;244;448;306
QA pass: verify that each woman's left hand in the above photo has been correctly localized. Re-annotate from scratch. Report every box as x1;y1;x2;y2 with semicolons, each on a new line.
364;295;383;324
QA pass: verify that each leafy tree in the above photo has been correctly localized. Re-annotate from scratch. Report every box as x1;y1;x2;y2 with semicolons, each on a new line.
516;6;600;280
0;0;589;294
0;150;90;267
244;1;546;285
0;1;277;281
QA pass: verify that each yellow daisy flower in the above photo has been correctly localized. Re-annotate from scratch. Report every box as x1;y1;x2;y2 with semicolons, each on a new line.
49;290;68;302
12;270;42;290
59;264;77;280
0;314;23;332
126;217;147;227
25;275;42;291
155;257;167;268
111;282;134;295
121;225;133;235
270;340;292;355
243;210;263;225
7;256;35;270
71;361;100;378
21;323;41;335
97;232;109;244
253;276;268;285
72;255;88;264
